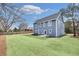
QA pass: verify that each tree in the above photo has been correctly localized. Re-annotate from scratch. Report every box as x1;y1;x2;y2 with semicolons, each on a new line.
19;22;28;31
65;20;73;33
60;3;79;36
60;8;66;22
13;27;19;32
0;3;25;32
66;3;79;36
59;3;79;36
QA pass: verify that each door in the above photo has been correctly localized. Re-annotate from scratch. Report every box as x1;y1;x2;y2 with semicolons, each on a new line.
44;30;47;35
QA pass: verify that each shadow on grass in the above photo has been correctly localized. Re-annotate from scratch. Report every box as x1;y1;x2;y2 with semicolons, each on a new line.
66;34;79;39
23;34;66;40
23;35;47;40
46;35;66;38
70;35;79;39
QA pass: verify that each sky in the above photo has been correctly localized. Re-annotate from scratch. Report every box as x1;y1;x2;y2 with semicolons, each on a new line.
11;3;69;29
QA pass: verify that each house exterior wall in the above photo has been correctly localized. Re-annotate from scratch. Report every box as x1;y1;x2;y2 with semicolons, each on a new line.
33;12;65;37
48;20;56;36
33;23;38;34
34;20;56;36
56;18;65;36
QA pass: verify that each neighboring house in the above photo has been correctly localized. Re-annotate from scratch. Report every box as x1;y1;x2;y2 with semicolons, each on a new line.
33;12;65;37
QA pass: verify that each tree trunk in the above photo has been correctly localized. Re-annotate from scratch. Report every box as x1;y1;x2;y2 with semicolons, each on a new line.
71;4;76;37
72;19;76;37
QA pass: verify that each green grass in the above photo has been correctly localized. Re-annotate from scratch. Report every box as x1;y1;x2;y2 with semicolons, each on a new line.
6;34;79;56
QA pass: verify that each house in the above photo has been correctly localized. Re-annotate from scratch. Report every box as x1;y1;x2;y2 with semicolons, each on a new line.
33;12;65;37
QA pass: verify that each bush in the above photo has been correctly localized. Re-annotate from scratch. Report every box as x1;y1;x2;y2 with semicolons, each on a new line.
13;28;20;32
32;33;38;36
65;28;72;33
0;30;3;32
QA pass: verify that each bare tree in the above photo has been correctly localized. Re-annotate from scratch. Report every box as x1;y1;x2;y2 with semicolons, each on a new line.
60;3;79;37
19;22;28;31
0;3;26;32
65;3;79;36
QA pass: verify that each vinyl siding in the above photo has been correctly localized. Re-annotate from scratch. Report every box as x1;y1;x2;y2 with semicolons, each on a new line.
33;12;65;37
57;17;64;36
33;20;56;36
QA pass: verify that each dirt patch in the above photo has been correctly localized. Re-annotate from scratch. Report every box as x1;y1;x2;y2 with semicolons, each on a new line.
0;35;6;56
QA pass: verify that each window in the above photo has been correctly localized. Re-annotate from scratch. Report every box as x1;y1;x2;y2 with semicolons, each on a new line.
34;23;38;29
49;29;52;34
48;21;52;26
45;21;48;27
41;23;43;27
52;20;56;27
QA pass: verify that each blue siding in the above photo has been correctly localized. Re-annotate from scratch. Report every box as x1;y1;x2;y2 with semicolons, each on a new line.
56;17;64;36
33;12;65;37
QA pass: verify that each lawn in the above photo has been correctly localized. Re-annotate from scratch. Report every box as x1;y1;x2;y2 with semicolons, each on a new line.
6;34;79;56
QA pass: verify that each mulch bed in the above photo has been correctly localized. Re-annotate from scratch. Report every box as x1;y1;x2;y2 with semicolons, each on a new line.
0;35;6;56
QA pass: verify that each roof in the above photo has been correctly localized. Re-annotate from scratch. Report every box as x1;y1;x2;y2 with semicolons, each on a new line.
34;12;60;24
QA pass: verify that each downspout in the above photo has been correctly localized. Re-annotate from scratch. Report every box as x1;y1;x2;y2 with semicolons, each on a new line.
56;18;57;37
33;23;35;34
